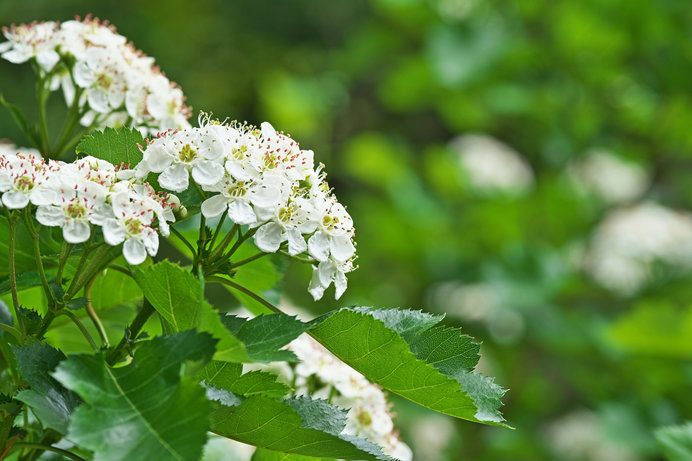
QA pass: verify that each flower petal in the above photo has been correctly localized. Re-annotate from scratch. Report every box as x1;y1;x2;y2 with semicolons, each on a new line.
329;234;356;262
308;231;330;262
201;194;228;219
102;219;125;246
308;266;327;301
2;191;29;209
36;206;65;227
334;270;347;300
254;222;284;253
159;164;189;192
192;160;225;186
286;228;307;256
63;220;91;244
123;238;147;265
228;200;256;225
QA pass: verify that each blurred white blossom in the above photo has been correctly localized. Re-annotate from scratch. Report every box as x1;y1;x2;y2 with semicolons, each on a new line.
585;202;692;294
450;134;533;194
545;410;641;461
570;149;649;204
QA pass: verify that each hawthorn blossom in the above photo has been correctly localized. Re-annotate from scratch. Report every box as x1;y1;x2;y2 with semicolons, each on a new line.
0;16;191;134
138;117;357;300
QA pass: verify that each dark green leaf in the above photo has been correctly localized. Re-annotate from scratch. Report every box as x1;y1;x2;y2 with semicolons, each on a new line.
12;342;79;434
53;331;217;461
0;272;55;295
210;395;393;460
252;448;334;461
75;126;145;166
309;308;508;426
223;314;308;362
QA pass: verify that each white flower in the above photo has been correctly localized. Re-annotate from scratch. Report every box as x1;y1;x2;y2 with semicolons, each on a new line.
451;134;534;194
569;149;649;204
0;153;59;209
102;191;159;265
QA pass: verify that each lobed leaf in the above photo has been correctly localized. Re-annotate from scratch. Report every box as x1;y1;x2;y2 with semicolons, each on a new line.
75;126;145;167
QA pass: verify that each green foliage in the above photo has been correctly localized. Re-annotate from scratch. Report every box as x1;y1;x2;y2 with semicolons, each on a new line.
196;361;291;398
75;126;145;166
12;342;79;434
210;395;392;460
655;422;692;461
53;331;217;461
222;314;308;362
310;307;507;426
252;449;332;461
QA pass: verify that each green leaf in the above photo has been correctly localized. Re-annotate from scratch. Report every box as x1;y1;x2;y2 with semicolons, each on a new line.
53;331;217;461
12;342;79;434
656;422;692;461
0;271;55;295
133;260;248;362
222;314;308;362
252;449;333;461
196;361;290;399
210;395;393;460
309;307;508;426
75;126;145;167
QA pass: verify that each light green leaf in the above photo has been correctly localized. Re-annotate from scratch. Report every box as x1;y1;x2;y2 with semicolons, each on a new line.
210;395;393;460
133;260;248;362
196;361;290;399
656;422;692;461
12;342;79;434
75;126;145;166
309;307;508;426
53;331;217;461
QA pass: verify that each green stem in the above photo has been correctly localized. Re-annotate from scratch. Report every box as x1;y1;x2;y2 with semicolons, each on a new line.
0;324;23;343
36;72;51;156
10;442;86;461
208;209;228;251
207;223;239;261
279;250;317;265
226;227;257;258
56;241;73;285
51;87;84;157
197;214;207;264
58;310;99;351
106;298;155;366
170;226;196;259
228;251;269;268
7;216;26;335
85;276;109;347
24;211;55;307
206;276;279;314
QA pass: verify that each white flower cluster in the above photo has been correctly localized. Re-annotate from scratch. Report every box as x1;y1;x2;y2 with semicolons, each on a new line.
0;16;191;133
585;202;692;295
451;134;534;194
0;149;178;265
289;335;413;461
136;117;357;300
569;149;649;204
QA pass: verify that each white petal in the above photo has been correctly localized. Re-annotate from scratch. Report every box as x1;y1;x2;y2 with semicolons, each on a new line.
63;220;91;244
201;194;228;219
143;143;174;173
87;89;110;113
308;231;330;262
261;121;277;141
329;234;356;262
317;260;336;286
286;228;307;256
334;270;347;300
308;266;327;301
73;60;94;88
159;164;189;192
36;206;65;226
102;219;125;245
250;184;281;209
192;160;225;186
228;200;256;225
254;222;284;253
62;73;75;106
30;188;58;206
2;191;29;209
36;50;60;71
143;232;159;256
2;49;31;64
123;239;147;265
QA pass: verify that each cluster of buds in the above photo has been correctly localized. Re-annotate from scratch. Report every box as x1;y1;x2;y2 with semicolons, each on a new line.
0;16;191;134
0;149;179;265
137;115;357;300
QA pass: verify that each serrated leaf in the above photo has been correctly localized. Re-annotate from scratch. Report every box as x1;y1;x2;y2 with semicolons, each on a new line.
12;342;79;434
53;331;217;461
210;395;393;460
75;126;145;167
656;422;692;461
222;314;308;362
196;361;290;398
0;271;55;295
133;260;248;362
309;307;508;426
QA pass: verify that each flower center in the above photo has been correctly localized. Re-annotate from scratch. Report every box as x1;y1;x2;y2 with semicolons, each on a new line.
66;202;88;219
356;410;372;427
178;144;197;163
226;181;247;198
16;175;35;191
125;218;144;235
322;215;339;231
231;145;248;160
278;205;294;224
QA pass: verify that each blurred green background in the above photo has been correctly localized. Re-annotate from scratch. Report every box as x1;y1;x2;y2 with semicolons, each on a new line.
2;0;692;459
